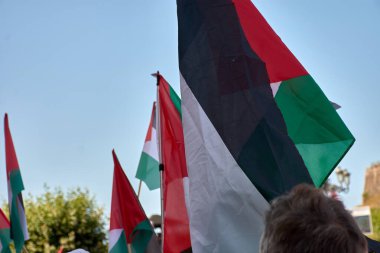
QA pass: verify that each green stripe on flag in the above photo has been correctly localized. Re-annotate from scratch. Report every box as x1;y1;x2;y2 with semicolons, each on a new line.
0;228;11;253
109;230;128;253
130;219;155;253
10;196;25;253
136;153;160;190
10;170;24;195
169;86;182;117
295;140;354;185
275;75;355;186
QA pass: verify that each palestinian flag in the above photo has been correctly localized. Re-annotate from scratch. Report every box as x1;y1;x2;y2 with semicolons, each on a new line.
177;0;354;252
109;150;160;253
4;114;29;253
135;102;160;190
156;73;191;253
0;209;11;253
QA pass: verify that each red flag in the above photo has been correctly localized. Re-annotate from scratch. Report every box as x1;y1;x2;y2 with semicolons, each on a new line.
156;73;191;253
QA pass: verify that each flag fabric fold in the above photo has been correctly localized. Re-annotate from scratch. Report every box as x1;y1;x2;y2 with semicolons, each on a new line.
136;102;160;190
156;73;192;253
177;0;354;252
232;0;355;187
4;114;29;253
0;209;11;253
109;150;160;253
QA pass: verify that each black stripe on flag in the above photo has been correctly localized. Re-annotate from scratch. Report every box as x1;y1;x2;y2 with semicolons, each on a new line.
177;0;313;201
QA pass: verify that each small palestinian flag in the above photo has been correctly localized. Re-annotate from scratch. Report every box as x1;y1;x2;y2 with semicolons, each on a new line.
136;102;160;190
0;209;11;253
177;0;355;252
109;150;160;253
4;114;29;253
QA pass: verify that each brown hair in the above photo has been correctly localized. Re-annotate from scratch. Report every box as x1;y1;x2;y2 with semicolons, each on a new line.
260;184;367;253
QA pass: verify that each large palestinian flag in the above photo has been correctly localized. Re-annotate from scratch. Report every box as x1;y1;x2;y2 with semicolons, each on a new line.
177;0;355;252
156;73;191;253
0;209;11;253
4;114;29;253
109;150;160;253
136;102;160;190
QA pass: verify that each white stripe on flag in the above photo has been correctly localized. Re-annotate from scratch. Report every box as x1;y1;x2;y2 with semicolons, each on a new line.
142;128;159;161
17;197;29;240
183;177;190;214
180;74;269;253
270;82;282;97
109;229;123;250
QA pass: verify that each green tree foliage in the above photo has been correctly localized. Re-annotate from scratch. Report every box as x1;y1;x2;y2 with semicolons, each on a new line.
5;187;107;253
369;208;380;241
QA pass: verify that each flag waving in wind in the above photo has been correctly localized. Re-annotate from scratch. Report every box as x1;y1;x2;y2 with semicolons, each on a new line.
109;150;160;253
155;73;191;253
4;114;29;253
0;209;11;253
136;102;160;190
177;1;355;252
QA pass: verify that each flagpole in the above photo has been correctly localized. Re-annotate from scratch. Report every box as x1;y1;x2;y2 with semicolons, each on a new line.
137;180;143;199
155;70;165;253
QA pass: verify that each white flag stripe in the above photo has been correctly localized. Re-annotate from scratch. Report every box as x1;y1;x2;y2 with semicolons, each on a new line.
108;228;123;251
180;75;269;253
142;128;159;161
270;81;282;97
17;197;29;240
182;177;190;215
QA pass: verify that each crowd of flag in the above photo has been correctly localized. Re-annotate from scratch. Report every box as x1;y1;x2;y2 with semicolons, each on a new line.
1;0;366;253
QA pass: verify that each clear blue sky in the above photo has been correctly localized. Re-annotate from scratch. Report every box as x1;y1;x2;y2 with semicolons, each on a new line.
0;0;379;219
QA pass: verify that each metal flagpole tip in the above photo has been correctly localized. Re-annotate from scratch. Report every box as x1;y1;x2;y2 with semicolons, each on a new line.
151;71;160;77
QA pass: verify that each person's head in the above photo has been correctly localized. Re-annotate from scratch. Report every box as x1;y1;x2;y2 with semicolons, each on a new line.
260;184;367;253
